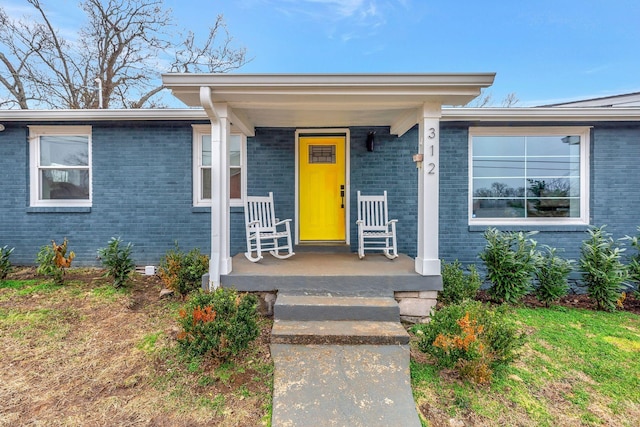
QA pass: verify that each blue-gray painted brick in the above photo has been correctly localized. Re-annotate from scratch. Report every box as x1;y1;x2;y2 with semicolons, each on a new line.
439;123;640;270
3;120;640;274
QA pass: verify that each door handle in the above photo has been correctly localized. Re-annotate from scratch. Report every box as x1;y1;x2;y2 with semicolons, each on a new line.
340;185;345;208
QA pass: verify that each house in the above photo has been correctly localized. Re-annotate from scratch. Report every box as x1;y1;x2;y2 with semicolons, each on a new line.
1;73;639;320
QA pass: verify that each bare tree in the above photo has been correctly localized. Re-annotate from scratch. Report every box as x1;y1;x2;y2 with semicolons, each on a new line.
0;0;248;109
467;89;520;108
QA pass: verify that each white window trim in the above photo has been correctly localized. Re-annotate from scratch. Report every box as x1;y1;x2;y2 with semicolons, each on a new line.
192;124;246;208
28;125;92;207
468;126;590;226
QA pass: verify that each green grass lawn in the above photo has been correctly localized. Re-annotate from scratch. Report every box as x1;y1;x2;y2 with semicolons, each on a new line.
411;306;640;426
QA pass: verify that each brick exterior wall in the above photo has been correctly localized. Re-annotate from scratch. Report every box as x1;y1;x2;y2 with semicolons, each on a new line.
2;119;639;276
348;126;418;256
439;122;640;273
238;126;419;256
0;121;211;266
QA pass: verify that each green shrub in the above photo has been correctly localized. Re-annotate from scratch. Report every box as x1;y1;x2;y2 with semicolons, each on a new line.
439;260;481;305
479;227;539;304
0;245;14;280
624;226;640;293
579;226;628;311
97;237;135;288
177;288;260;361
36;238;75;285
158;244;209;296
414;300;525;384
534;247;573;306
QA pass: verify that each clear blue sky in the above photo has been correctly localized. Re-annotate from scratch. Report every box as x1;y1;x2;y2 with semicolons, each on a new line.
5;0;640;106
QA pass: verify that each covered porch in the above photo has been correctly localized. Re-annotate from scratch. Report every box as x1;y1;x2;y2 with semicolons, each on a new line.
221;252;441;296
162;73;496;290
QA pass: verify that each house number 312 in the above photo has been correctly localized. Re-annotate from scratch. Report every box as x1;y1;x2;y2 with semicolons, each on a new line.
427;126;436;175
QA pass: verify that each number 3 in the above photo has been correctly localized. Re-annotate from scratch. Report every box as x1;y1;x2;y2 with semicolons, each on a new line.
428;128;436;139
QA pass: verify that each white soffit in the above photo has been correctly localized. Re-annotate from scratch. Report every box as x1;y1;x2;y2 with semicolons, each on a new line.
162;73;496;129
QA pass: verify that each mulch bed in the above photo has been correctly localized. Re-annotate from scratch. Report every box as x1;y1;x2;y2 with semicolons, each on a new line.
476;290;640;315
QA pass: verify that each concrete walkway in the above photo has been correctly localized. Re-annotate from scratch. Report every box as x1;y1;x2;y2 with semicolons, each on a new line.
271;344;421;427
269;293;422;426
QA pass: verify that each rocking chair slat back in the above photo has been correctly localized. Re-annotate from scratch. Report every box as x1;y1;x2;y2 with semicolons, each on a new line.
246;197;276;231
356;191;398;260
243;192;294;262
358;193;389;230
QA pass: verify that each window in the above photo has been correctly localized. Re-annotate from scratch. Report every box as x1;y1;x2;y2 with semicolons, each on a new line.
193;125;246;207
469;127;590;225
29;126;92;207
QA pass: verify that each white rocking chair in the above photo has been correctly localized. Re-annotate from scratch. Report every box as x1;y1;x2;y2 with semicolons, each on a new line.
356;191;398;260
244;192;295;262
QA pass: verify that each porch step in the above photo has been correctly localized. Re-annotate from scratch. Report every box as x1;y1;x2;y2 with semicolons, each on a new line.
270;293;419;426
274;293;400;322
271;320;409;345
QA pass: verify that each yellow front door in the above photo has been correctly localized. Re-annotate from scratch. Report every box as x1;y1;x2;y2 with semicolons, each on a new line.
299;136;346;241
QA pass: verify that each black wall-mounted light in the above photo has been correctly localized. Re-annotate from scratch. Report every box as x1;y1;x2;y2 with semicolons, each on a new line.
366;131;375;152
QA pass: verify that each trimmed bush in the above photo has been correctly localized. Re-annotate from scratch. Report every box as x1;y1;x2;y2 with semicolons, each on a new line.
158;244;209;296
479;227;539;304
97;237;135;288
624;226;640;293
36;238;75;285
535;247;573;306
177;288;260;361
0;245;14;280
579;226;628;311
439;259;481;306
414;300;525;384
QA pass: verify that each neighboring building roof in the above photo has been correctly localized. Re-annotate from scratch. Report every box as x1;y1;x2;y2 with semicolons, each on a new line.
540;92;640;108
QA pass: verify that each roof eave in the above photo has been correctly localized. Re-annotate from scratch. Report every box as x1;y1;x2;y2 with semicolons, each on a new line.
441;107;640;122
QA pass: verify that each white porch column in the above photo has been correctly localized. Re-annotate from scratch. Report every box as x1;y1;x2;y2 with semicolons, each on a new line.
200;87;232;289
415;103;442;276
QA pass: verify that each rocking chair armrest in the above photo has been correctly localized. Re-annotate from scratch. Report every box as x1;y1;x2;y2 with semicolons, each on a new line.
274;218;292;226
386;219;399;225
247;220;261;227
356;219;364;225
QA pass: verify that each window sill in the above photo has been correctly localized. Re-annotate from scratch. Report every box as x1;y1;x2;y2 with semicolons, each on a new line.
469;224;589;233
27;206;91;213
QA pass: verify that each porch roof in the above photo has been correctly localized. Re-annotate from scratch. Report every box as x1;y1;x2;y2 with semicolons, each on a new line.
161;73;495;135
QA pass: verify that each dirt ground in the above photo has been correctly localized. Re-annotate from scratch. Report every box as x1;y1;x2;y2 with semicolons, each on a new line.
0;267;273;427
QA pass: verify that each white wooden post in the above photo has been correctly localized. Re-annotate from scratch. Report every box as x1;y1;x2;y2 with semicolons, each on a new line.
210;104;232;290
200;87;232;290
415;103;442;276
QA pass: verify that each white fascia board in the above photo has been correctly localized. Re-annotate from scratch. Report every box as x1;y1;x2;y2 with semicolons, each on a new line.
442;107;640;122
0;109;208;122
162;73;497;88
163;73;497;108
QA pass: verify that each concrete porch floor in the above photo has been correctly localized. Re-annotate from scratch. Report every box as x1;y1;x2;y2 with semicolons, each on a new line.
221;252;442;296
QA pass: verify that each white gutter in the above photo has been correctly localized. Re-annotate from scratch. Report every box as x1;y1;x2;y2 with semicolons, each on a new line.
441;107;640;122
3;107;640;123
0;109;208;121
